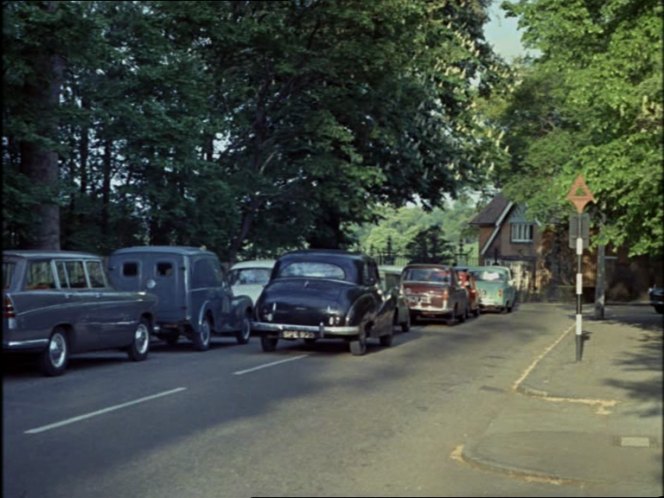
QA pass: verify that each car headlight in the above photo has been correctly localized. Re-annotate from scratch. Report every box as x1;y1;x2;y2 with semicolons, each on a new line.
325;305;343;326
262;302;277;322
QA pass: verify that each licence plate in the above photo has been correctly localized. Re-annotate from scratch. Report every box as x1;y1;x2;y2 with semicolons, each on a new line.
282;330;316;339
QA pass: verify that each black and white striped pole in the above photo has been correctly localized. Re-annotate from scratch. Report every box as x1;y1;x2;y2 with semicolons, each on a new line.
566;174;595;363
575;214;583;362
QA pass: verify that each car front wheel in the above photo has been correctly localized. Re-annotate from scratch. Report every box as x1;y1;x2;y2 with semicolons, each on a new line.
235;314;252;345
127;318;150;361
192;316;211;351
349;326;368;356
40;328;69;376
261;336;278;352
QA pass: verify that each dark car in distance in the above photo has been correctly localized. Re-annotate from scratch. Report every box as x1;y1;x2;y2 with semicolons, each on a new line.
649;286;664;314
252;249;396;356
2;250;157;376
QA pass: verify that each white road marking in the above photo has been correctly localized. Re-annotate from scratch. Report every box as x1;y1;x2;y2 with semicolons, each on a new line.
25;387;187;435
233;354;309;376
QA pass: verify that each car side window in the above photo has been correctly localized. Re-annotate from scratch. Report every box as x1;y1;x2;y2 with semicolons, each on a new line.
56;261;70;288
86;260;108;288
26;261;56;290
3;262;16;290
156;262;174;278
208;258;225;287
122;262;139;277
66;261;88;288
192;258;219;288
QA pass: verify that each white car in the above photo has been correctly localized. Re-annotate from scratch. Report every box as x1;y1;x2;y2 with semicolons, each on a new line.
228;259;276;306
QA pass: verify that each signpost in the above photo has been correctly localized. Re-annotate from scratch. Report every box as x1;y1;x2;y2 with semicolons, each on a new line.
566;174;595;362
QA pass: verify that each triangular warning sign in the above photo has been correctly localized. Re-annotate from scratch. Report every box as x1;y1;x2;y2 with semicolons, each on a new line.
566;174;595;213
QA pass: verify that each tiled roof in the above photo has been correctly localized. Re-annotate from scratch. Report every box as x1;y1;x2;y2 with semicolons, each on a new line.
469;193;511;225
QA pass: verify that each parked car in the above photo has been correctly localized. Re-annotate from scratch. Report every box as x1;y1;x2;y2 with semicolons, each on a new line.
378;265;411;332
648;286;664;314
228;259;276;306
401;263;469;324
108;246;253;351
454;266;481;317
2;250;157;376
469;265;517;313
252;249;396;356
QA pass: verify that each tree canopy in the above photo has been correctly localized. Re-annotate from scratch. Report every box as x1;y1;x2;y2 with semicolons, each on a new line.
3;0;508;262
493;0;663;257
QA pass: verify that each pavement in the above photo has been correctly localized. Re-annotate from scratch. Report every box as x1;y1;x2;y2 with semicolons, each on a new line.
459;304;664;496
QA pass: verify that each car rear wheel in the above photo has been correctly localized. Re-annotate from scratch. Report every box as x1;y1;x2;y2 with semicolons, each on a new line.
379;331;393;347
447;307;458;326
39;328;68;377
401;312;411;332
163;333;179;346
458;305;467;323
474;306;480;317
261;336;278;352
192;316;211;351
655;305;663;314
235;314;252;345
349;326;368;356
127;318;150;361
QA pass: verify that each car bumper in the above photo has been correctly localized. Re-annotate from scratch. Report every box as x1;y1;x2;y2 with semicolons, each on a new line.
2;338;49;352
251;321;360;339
479;299;505;308
408;305;454;317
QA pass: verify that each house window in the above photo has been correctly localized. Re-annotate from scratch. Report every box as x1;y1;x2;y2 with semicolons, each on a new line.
511;223;534;243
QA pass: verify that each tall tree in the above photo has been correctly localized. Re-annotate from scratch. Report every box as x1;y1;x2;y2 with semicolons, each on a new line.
495;0;663;257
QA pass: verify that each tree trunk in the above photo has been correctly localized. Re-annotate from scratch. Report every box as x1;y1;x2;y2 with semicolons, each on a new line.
18;1;64;250
101;138;112;238
594;244;606;319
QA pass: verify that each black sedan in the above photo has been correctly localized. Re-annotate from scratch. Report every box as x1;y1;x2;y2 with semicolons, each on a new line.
649;286;664;314
251;249;396;356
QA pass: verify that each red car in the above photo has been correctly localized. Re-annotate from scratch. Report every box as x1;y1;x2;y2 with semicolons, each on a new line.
401;263;469;324
455;267;481;317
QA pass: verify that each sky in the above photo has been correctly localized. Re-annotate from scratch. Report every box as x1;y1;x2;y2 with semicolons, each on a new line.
483;2;530;61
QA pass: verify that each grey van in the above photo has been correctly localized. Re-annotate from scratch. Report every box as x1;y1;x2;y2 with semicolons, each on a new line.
108;246;253;351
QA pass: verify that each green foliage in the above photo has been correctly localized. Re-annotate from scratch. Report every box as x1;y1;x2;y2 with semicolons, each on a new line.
3;0;509;260
496;0;663;256
351;196;481;261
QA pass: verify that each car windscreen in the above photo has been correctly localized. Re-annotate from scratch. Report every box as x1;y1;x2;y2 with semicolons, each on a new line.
473;270;507;282
381;272;401;291
229;268;272;286
402;268;451;284
3;262;15;290
277;262;346;280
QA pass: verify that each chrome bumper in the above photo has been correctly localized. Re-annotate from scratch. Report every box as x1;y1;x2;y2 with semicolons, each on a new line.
251;321;360;338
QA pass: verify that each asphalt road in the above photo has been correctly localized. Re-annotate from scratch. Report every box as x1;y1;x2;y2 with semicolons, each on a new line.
4;303;605;497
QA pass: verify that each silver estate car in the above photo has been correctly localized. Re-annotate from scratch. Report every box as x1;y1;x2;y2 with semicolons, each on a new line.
2;250;157;376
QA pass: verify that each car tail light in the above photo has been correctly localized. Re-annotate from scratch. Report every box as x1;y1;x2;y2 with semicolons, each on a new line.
498;289;503;297
442;289;449;300
4;295;16;319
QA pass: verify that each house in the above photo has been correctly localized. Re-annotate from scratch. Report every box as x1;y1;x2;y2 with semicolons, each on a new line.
469;193;541;296
469;193;661;302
